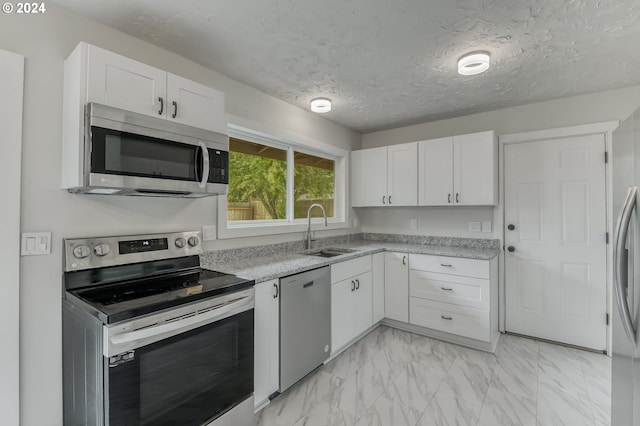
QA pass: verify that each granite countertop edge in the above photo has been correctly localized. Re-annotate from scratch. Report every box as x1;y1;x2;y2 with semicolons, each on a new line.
204;241;500;283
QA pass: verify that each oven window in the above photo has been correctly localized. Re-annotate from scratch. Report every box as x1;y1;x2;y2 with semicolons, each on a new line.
91;127;197;181
108;309;254;426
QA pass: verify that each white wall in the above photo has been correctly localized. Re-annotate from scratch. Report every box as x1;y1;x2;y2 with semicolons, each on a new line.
0;5;360;426
0;49;24;426
359;86;640;238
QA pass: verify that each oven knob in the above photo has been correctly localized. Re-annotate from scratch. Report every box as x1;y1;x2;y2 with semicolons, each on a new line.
188;236;200;247
174;237;187;248
94;243;110;256
73;245;91;259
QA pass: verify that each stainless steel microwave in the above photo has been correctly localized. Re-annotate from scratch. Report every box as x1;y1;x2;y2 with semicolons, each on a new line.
62;103;229;197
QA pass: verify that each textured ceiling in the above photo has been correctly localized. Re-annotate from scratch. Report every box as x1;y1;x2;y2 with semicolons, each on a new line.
51;0;640;133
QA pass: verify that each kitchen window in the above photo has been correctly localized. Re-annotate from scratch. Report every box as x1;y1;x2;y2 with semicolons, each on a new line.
218;124;347;239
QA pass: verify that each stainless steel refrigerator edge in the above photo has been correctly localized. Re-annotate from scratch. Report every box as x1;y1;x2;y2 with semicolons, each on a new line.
612;106;640;426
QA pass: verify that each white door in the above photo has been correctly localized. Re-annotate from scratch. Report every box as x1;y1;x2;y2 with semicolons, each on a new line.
0;48;23;426
254;280;279;408
361;147;388;206
418;137;454;205
87;45;167;118
504;134;607;350
384;252;409;322
352;272;373;337
167;73;225;133
454;131;497;205
387;142;418;206
331;278;354;352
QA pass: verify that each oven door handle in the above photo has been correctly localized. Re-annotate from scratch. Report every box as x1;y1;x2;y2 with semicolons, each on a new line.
108;294;253;350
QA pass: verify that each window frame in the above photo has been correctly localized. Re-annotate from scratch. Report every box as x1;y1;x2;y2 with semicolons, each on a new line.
217;121;349;240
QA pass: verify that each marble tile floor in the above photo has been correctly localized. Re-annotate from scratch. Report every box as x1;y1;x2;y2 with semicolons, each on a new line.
256;325;611;426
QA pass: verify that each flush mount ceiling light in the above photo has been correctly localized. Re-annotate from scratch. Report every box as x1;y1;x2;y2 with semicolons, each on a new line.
457;52;490;75
310;98;332;113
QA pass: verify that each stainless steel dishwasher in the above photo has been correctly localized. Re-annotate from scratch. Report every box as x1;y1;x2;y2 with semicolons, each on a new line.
279;266;331;392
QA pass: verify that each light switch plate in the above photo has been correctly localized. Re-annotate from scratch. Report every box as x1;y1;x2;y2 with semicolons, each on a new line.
21;232;52;256
482;221;492;233
202;225;217;241
468;222;481;232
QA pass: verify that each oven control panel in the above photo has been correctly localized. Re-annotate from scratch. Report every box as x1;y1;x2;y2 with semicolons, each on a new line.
63;231;202;271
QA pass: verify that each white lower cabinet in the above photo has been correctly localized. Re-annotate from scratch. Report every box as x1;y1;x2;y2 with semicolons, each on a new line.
254;279;279;409
372;252;385;323
331;256;373;354
384;252;409;322
408;254;498;348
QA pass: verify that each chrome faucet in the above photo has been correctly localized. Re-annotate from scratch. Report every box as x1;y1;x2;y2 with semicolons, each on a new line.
306;203;327;249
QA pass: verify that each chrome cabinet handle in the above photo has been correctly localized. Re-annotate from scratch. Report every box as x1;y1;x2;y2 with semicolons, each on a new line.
440;263;452;267
441;287;453;291
614;186;638;346
273;283;279;299
351;280;355;291
402;256;407;265
456;193;460;203
441;315;453;320
382;195;386;205
448;193;451;203
389;195;392;204
355;279;360;290
172;100;178;118
158;97;164;115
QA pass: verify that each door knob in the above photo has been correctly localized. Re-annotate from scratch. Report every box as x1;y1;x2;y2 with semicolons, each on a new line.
507;246;516;252
508;224;515;231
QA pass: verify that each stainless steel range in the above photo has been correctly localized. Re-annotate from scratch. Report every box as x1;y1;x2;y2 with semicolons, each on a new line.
62;231;255;426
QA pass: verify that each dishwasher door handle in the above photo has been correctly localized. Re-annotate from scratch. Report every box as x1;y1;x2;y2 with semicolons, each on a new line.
303;281;314;288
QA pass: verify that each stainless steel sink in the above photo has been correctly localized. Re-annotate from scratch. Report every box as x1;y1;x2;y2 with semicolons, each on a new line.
302;247;358;258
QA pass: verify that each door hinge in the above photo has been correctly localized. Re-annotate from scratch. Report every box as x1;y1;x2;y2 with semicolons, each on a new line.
606;232;610;244
606;313;610;325
605;151;609;163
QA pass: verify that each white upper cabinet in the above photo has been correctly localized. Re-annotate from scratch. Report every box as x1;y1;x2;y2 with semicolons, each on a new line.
68;43;225;134
453;131;498;205
418;137;454;205
87;46;167;118
418;131;497;206
351;142;417;207
387;142;418;206
166;73;226;133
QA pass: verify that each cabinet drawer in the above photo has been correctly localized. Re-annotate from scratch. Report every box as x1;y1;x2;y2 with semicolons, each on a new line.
410;271;489;309
409;254;489;278
409;298;490;342
331;255;372;283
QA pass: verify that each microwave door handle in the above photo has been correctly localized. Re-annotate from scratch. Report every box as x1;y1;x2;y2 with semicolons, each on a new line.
615;186;638;346
198;142;210;189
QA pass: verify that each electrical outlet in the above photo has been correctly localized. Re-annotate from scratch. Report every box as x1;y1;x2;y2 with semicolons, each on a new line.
351;217;359;228
409;219;418;229
468;222;481;232
482;221;492;233
202;225;216;241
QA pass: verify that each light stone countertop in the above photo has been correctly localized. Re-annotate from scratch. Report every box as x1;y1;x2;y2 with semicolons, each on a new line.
205;241;499;283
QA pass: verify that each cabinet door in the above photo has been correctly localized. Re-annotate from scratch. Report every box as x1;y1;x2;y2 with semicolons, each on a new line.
453;131;497;205
361;147;388;206
167;73;226;133
87;45;167;118
350;150;364;207
352;271;373;337
418;137;454;205
254;280;279;408
387;142;418;206
372;252;385;323
331;278;354;353
384;252;409;322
